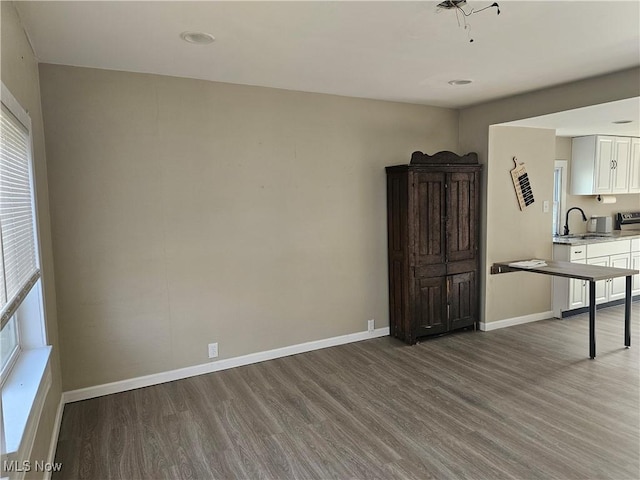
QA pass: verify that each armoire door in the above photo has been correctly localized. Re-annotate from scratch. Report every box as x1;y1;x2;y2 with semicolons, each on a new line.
413;172;446;266
448;271;477;330
447;171;478;263
414;275;448;337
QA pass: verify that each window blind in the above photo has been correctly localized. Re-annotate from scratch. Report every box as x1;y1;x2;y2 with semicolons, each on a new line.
0;103;40;329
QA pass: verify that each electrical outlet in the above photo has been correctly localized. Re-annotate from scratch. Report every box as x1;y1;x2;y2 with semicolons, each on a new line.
208;342;218;359
543;200;550;213
368;319;375;333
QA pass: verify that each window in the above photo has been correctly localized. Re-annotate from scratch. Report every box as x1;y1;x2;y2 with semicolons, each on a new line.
1;82;49;461
1;87;40;374
0;315;19;375
553;160;568;236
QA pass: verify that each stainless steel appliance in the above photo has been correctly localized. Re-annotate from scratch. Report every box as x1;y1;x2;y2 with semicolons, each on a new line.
586;215;613;233
595;216;613;233
615;211;640;230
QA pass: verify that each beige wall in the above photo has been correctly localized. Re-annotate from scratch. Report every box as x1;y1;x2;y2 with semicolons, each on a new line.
556;136;640;231
38;64;459;391
1;1;62;475
460;68;640;324
486;126;556;322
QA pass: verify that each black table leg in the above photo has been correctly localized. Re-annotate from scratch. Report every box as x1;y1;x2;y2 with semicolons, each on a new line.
589;281;596;359
625;275;631;348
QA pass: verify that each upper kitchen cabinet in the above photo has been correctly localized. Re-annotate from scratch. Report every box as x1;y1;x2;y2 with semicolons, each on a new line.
630;137;640;194
570;135;636;195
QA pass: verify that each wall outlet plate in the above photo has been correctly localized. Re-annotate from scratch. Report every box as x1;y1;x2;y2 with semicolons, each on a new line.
208;342;218;359
368;319;375;332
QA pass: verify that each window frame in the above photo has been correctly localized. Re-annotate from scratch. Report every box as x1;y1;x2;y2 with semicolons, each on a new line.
553;160;568;236
0;315;21;385
1;81;49;460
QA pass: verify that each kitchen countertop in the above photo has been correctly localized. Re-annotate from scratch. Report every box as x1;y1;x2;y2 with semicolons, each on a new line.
553;230;640;245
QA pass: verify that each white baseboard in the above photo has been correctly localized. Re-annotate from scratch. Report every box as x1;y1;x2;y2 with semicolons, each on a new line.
43;398;65;480
63;326;390;404
479;310;553;332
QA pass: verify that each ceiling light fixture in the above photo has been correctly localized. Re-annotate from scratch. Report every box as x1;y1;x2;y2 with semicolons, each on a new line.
437;0;501;43
180;31;215;45
448;79;473;86
612;120;633;124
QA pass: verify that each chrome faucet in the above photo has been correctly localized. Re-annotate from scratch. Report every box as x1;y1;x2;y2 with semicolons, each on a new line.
563;207;587;236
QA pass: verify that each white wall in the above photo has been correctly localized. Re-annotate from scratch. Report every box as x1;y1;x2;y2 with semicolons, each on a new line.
38;64;460;391
486;126;556;322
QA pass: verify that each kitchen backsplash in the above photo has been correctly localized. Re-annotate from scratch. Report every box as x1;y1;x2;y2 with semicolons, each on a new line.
564;193;640;233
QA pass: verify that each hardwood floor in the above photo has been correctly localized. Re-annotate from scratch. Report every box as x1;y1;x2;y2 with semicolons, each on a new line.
53;303;639;479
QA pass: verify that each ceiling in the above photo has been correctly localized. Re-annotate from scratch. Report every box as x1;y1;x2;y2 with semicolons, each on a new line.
501;97;640;137
14;1;640;109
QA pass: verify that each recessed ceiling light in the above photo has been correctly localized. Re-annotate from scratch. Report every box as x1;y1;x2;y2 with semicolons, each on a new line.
180;31;215;45
612;120;633;124
448;79;473;86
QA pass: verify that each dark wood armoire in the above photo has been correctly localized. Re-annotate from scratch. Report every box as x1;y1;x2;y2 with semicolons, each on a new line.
386;151;482;344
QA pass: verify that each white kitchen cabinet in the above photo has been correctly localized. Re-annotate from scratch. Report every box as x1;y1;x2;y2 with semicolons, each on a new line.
568;259;587;309
553;238;635;316
587;238;631;257
553;244;587;316
570;135;635;195
630;137;640;194
586;255;610;304
609;253;631;301
612;137;632;193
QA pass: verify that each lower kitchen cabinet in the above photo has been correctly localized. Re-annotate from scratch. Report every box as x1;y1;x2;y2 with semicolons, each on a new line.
610;253;631;301
586;256;610;304
553;238;636;317
568;259;587;309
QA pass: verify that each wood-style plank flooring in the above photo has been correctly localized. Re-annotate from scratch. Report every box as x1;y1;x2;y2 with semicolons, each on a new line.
53;303;640;479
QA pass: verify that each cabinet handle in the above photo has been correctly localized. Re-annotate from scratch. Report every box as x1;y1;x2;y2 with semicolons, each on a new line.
574;250;582;254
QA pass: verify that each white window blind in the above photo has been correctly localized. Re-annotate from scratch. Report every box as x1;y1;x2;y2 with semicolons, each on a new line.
0;102;40;329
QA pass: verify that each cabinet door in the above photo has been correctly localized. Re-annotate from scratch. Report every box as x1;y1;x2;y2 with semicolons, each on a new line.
609;253;631;301
446;171;478;262
448;271;477;330
414;275;448;337
569;259;587;309
594;136;614;194
587;256;610;304
629;138;640;194
413;172;446;265
612;137;631;193
632;251;640;297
